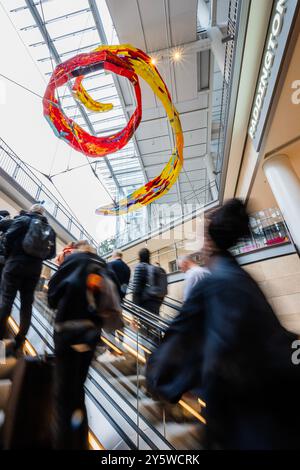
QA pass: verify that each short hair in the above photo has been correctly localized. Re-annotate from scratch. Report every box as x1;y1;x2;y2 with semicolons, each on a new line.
138;247;150;263
73;240;89;249
75;240;96;254
178;254;197;264
208;198;250;250
0;210;10;218
30;203;45;215
113;250;123;259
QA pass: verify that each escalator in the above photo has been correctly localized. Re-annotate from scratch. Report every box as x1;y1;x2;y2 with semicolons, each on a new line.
7;261;206;450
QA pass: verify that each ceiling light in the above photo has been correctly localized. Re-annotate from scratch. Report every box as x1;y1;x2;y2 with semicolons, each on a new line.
172;49;182;62
150;57;157;66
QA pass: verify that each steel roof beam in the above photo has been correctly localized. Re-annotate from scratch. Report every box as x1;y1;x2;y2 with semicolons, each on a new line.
21;7;91;31
38;42;101;62
10;0;52;14
29;26;97;47
88;0;147;189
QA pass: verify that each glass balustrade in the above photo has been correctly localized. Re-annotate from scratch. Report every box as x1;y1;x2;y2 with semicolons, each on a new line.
0;138;97;248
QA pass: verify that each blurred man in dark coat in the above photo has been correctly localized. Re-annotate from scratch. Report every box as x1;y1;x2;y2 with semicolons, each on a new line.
147;199;300;449
108;250;130;300
0;204;56;349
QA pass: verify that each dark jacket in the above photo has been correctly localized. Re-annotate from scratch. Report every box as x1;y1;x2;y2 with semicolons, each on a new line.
0;218;13;261
48;251;109;324
146;252;300;449
107;258;130;300
4;212;56;264
132;262;149;306
0;218;13;234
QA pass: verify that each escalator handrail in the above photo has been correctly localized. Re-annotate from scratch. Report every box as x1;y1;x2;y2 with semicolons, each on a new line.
164;294;182;305
122;299;171;331
12;302;138;450
45;260;183;309
22;300;173;450
126;282;182;311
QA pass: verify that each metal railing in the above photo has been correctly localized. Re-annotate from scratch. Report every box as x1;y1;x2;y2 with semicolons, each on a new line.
110;180;218;251
214;0;240;187
0;137;97;247
231;207;291;256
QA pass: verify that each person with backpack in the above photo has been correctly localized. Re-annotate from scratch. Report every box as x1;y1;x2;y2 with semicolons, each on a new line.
0;210;13;284
132;248;168;315
0;204;56;351
48;243;123;449
152;262;168;313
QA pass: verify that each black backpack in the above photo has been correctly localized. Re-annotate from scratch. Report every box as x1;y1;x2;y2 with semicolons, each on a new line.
0;232;6;265
22;217;55;260
145;264;168;300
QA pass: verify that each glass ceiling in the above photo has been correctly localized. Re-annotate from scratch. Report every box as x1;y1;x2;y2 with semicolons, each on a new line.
2;0;238;250
8;0;145;201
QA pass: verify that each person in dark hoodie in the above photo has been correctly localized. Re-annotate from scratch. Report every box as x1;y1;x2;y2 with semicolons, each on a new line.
0;210;29;284
0;204;56;350
147;199;300;450
0;210;12;283
48;243;122;449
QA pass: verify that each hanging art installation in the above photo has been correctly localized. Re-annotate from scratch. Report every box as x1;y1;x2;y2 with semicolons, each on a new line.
43;45;183;215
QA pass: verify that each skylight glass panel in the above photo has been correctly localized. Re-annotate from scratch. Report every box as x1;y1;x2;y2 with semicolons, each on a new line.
6;0;145;200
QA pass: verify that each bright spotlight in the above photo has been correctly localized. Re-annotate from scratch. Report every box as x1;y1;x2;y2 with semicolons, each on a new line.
172;49;182;62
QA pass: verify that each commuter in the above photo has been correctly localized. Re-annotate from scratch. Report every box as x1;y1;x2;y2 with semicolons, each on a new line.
48;243;122;449
0;204;56;351
0;211;12;283
132;248;167;315
178;254;209;301
132;247;150;308
153;262;168;312
107;250;131;300
55;240;95;266
147;199;300;449
0;210;34;285
0;210;11;226
55;241;76;266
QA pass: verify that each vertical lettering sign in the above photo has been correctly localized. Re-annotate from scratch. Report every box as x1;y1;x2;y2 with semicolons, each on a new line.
248;0;299;151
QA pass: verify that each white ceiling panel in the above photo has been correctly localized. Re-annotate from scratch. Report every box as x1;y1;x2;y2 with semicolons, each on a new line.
138;135;171;155
183;157;207;172
169;0;198;45
105;0;146;48
183;143;207;158
139;78;158;109
183;128;207;146
142;151;174;168
135;117;169;140
179;168;206;183
137;0;169;51
176;93;209;113
174;54;198;102
180;109;208;131
106;0;198;51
